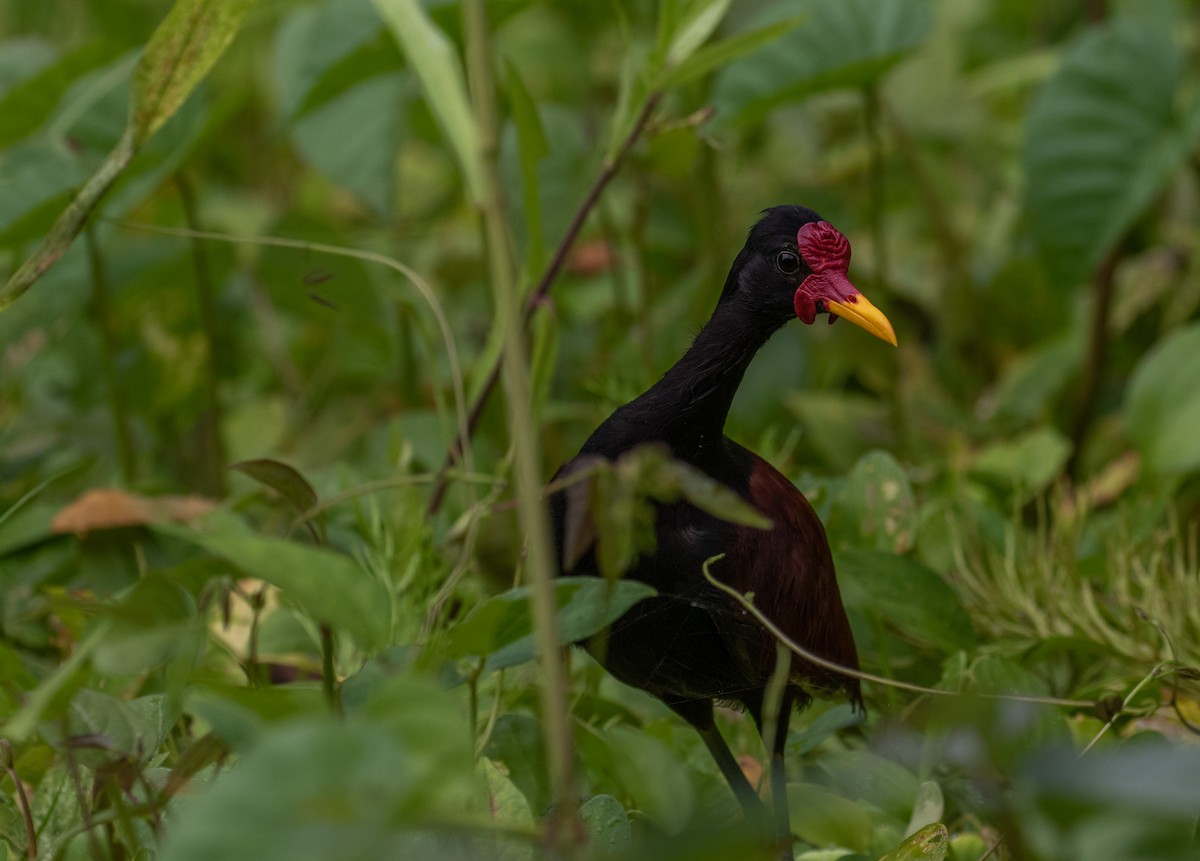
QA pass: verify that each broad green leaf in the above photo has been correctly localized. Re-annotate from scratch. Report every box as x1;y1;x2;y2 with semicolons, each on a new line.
581;795;632;856
1125;323;1200;474
827;450;916;553
879;823;948;861
273;0;390;120
372;0;483;202
274;0;402;214
0;42;117;148
290;73;405;215
787;781;873;851
969;427;1071;497
479;758;534;855
1024;20;1200;286
990;333;1084;424
43;688;156;767
93;573;204;675
448;577;655;671
817;749;920;822
186;684;325;750
155;519;392;650
129;0;256;144
836;549;976;653
606;724;695;833
158;717;474;861
713;0;932;126
484;714;550;815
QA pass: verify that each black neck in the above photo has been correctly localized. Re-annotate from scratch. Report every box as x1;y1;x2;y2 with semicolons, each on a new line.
619;296;786;462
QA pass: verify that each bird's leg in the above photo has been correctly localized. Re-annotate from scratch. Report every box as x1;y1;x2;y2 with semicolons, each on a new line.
750;690;797;860
766;697;793;851
670;698;768;828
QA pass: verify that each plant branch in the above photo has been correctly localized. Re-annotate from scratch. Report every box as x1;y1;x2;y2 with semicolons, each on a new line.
463;0;581;853
176;173;227;497
84;224;136;485
426;89;663;515
1068;245;1121;478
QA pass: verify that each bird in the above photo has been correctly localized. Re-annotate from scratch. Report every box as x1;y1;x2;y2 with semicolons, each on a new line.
548;205;897;854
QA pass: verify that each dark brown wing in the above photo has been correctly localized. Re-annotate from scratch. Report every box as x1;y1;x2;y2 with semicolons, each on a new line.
722;450;861;705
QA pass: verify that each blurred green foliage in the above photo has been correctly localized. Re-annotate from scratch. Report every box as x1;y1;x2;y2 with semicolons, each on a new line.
2;0;1200;859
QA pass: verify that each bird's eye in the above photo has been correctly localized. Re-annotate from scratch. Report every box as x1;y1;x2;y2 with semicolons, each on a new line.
776;250;800;275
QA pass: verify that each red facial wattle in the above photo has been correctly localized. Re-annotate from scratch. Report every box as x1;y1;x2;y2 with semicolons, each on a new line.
793;221;897;346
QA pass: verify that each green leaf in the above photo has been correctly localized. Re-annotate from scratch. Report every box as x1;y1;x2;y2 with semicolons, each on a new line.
664;0;732;72
185;684;324;750
581;795;632;856
484;715;550;814
129;0;256;144
787;782;873;851
827;450;916;553
46;688;156;767
1125;322;1200;474
904;782;944;837
0;0;254;312
448;577;655;671
878;823;949;861
969;427;1072;497
371;0;483;202
0;41;117;149
836;549;976;653
661;15;805;90
93;573;204;675
504;59;549;272
605;724;695;833
229;458;320;516
155;518;392;650
713;0;932;127
1024;20;1200;286
158;717;474;861
817;749;921;823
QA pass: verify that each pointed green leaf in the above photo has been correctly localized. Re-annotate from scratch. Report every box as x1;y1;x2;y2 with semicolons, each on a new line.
229;459;320;516
661;16;805;90
371;0;483;202
155;518;391;650
448;577;655;671
879;823;949;861
130;0;256;144
0;0;254;312
665;0;732;71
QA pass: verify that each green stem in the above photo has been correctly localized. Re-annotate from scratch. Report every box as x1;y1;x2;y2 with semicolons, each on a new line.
176;173;227;497
427;88;662;516
84;223;136;485
1068;245;1121;478
463;0;580;852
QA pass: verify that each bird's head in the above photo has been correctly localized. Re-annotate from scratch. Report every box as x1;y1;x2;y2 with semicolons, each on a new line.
721;206;897;346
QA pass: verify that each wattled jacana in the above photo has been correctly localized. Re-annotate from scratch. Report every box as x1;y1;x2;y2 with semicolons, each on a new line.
549;206;897;851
